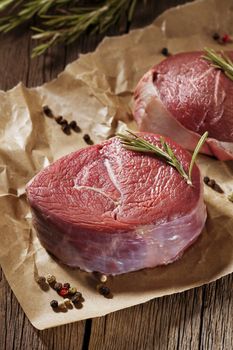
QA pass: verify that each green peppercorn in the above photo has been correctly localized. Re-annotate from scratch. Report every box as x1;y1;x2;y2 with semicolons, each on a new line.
36;276;46;285
50;300;58;308
54;282;62;291
46;274;56;284
68;287;77;295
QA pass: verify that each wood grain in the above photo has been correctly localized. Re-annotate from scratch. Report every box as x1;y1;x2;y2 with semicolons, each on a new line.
88;275;233;350
0;1;232;349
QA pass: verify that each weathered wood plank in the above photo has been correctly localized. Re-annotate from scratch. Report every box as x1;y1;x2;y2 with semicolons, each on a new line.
88;276;232;350
199;274;233;350
0;269;85;350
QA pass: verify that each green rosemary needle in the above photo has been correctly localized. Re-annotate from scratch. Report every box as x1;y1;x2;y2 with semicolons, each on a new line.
117;131;208;186
202;47;233;81
0;0;139;57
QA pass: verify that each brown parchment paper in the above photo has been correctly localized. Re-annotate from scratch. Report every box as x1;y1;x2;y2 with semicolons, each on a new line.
0;0;233;330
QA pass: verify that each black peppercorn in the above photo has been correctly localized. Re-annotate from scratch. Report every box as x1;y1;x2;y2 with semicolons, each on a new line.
53;282;62;291
203;176;210;184
55;116;64;124
212;32;220;41
71;292;82;304
60;119;68;126
63;282;70;289
62;124;71;135
97;284;111;297
161;47;169;56
50;300;58;308
43;105;53;118
213;183;224;194
83;134;94;145
70;121;81;132
208;179;216;187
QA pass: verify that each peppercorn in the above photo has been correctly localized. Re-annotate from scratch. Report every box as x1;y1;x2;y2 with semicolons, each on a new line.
62;124;71;135
58;301;66;310
208;179;216;187
203;176;210;184
93;272;108;283
60;119;68;126
68;287;77;295
161;47;169;56
97;284;111;297
50;300;58;308
213;183;224;194
212;32;220;41
63;282;70;289
46;274;56;284
53;282;62;291
100;275;108;283
55;116;64;124
36;276;46;285
222;34;231;43
71;292;82;304
59;287;69;297
69;121;81;133
204;177;224;193
43;105;53;118
83;134;94;145
64;298;72;307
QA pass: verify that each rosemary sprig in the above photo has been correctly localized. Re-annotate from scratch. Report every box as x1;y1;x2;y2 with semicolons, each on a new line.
202;47;233;81
0;0;139;57
117;131;208;186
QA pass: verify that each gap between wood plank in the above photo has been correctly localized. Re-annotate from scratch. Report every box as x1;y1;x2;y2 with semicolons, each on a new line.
82;319;93;350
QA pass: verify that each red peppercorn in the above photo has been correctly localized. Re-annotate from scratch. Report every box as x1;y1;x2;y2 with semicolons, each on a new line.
222;34;231;43
59;287;69;297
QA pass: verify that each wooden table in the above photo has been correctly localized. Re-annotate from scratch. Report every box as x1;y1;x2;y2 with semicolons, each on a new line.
0;1;232;349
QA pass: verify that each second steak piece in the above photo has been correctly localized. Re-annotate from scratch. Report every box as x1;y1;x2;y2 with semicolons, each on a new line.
134;51;233;160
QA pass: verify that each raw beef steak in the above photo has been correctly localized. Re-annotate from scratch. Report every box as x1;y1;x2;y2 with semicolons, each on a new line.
26;134;206;275
134;51;233;160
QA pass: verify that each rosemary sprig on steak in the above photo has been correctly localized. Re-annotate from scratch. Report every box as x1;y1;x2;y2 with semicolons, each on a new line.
202;48;233;81
117;131;208;186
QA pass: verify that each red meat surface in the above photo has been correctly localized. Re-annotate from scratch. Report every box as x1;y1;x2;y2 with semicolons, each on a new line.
26;134;206;275
134;51;233;160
